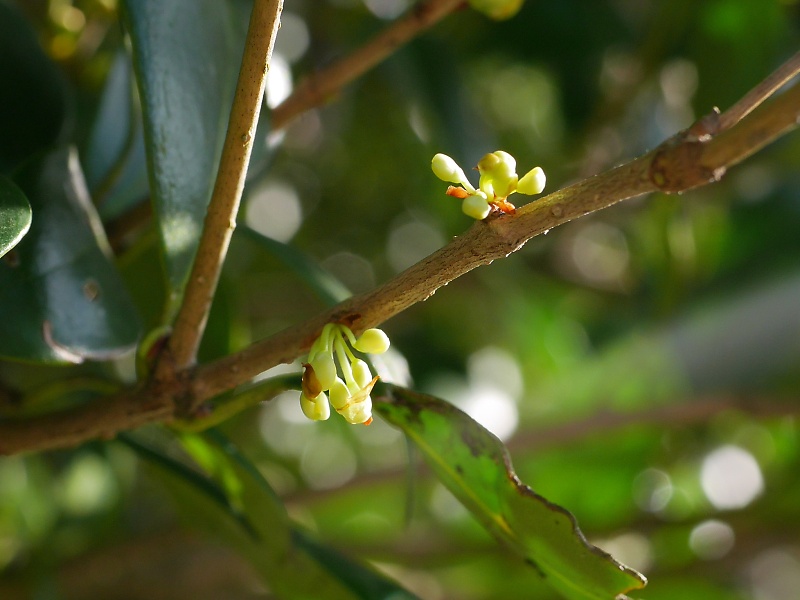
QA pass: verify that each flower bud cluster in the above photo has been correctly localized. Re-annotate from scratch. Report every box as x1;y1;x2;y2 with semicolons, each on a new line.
300;324;390;425
431;151;546;219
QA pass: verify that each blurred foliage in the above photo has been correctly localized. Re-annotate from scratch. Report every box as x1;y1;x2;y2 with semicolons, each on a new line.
1;0;800;598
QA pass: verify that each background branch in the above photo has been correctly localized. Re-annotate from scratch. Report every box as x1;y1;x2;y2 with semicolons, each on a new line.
270;0;464;131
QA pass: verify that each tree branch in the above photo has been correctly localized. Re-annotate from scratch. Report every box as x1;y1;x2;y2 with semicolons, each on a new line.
194;80;800;400
1;59;799;456
160;0;284;375
270;0;464;131
717;49;800;132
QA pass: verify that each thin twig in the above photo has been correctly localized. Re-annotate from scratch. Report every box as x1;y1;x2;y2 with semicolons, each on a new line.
1;68;799;455
717;49;800;132
160;0;284;375
270;0;464;131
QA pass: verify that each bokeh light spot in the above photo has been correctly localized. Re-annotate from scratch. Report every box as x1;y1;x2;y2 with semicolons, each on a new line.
701;445;763;510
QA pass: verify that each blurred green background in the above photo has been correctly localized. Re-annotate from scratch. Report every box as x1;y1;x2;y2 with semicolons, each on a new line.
1;0;800;598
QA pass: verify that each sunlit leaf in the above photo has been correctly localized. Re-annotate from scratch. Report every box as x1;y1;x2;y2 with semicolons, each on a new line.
0;147;141;363
0;175;31;258
121;0;242;316
375;386;648;600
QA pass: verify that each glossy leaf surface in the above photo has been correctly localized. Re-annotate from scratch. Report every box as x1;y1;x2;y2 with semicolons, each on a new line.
121;0;240;315
0;148;140;363
375;386;647;600
0;175;31;258
82;51;149;222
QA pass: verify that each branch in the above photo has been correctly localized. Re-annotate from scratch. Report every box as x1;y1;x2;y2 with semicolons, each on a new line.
270;0;464;131
160;0;284;374
194;81;800;401
1;58;799;455
718;49;800;132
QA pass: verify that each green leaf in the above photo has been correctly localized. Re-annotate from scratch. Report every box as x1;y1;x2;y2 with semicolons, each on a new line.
128;428;418;599
0;2;69;173
82;50;149;222
206;431;419;600
0;147;141;363
0;175;31;258
121;0;241;316
294;529;421;600
375;386;647;600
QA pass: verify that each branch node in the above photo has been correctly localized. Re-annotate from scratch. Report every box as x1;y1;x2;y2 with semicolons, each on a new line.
649;137;725;194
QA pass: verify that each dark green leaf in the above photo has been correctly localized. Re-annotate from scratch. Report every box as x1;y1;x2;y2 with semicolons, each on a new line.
375;386;647;600
0;175;31;258
0;2;69;173
121;0;241;316
118;431;256;538
82;51;149;222
294;529;421;600
198;430;418;600
0;147;141;363
239;225;351;306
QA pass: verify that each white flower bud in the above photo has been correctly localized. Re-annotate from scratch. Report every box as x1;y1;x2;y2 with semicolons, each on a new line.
462;194;491;220
432;153;463;182
329;377;351;410
432;154;474;191
517;166;546;195
310;353;337;390
300;391;330;421
354;328;390;354
350;359;373;389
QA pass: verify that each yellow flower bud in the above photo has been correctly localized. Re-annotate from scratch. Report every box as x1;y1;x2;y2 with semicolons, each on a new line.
300;391;330;421
517;166;546;195
462;194;491;220
354;328;390;354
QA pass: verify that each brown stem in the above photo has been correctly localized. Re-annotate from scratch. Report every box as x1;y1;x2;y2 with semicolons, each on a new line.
270;0;464;131
160;0;284;376
717;49;800;132
1;72;799;456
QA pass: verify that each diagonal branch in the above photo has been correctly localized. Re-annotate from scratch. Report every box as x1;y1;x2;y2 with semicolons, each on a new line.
270;0;464;131
1;59;799;456
193;79;800;402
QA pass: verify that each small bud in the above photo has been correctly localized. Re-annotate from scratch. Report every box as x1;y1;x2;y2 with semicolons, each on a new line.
462;194;491;220
517;166;546;195
300;391;330;421
350;359;373;389
329;377;350;410
354;328;390;354
477;152;501;173
432;153;465;182
310;352;337;390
